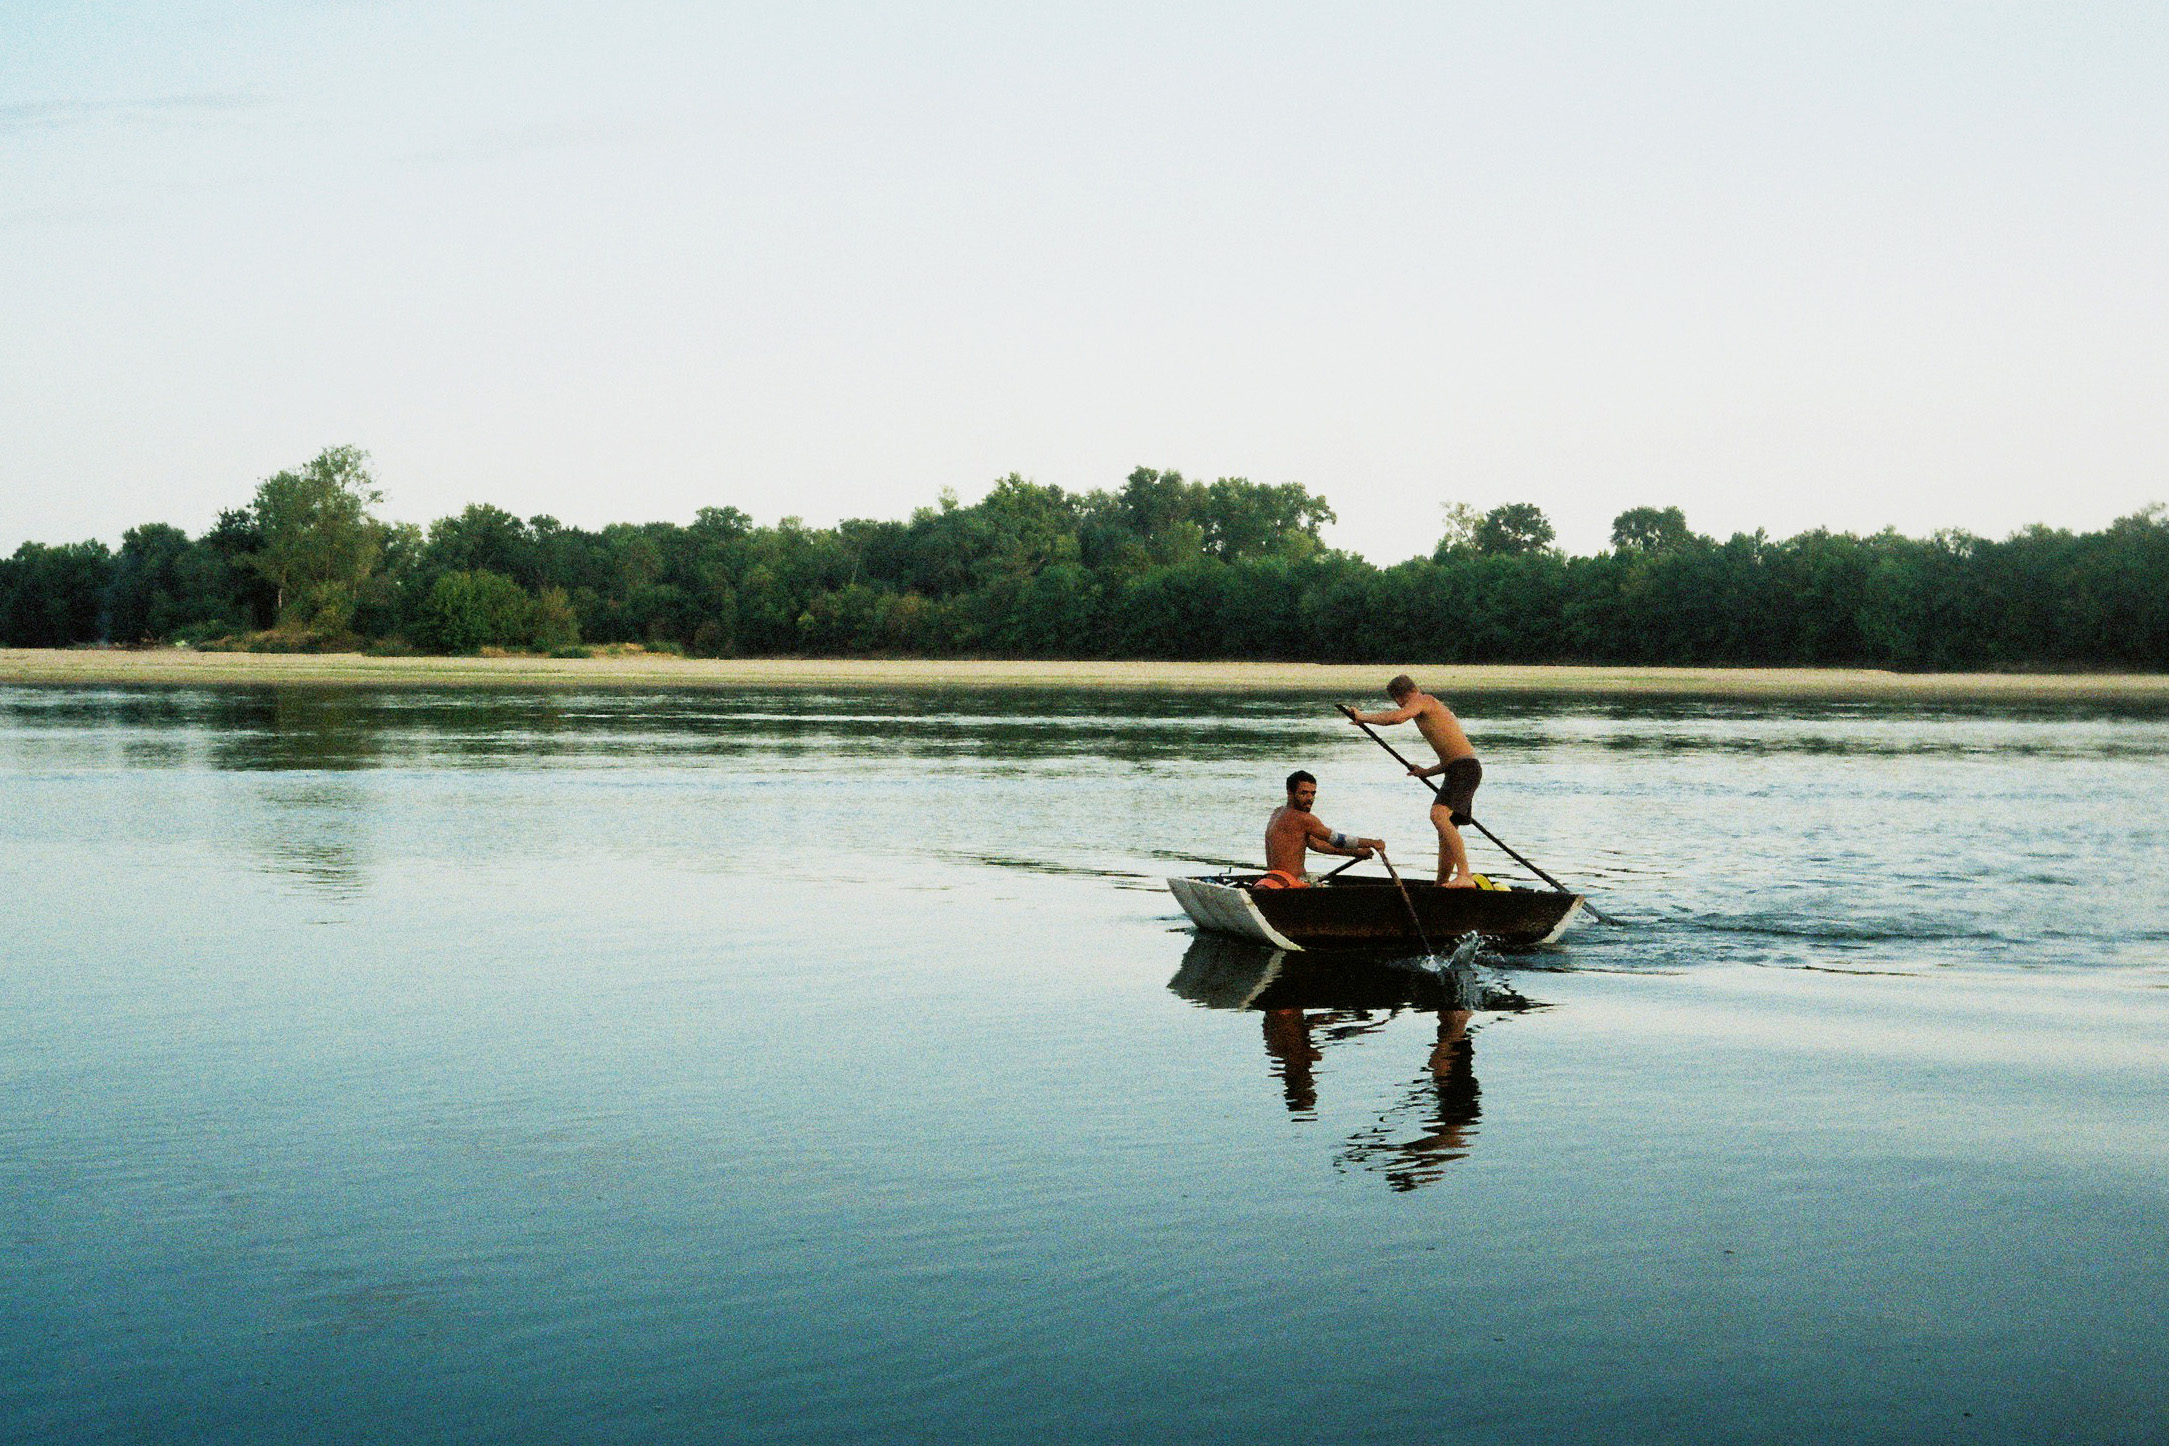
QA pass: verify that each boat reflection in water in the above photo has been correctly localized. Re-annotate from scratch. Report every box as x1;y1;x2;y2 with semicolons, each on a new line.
1170;933;1541;1192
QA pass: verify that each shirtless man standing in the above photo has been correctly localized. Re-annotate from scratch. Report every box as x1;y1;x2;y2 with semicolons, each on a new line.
1259;770;1384;890
1346;675;1482;888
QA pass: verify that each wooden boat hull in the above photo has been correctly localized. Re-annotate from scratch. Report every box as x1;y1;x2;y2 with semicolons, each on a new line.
1168;874;1582;952
1169;933;1532;1013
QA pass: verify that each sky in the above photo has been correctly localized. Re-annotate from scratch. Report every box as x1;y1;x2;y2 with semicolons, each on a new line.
4;1;2166;562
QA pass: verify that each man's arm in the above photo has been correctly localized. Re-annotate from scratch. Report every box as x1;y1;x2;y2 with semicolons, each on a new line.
1304;814;1383;858
1347;702;1419;726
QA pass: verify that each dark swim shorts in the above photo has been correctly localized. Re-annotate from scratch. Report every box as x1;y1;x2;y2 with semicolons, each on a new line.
1431;757;1481;825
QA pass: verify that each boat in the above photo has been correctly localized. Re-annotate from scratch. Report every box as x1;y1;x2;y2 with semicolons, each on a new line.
1167;871;1582;952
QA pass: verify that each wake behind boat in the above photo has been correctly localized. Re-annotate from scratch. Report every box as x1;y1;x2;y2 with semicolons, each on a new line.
1169;871;1583;952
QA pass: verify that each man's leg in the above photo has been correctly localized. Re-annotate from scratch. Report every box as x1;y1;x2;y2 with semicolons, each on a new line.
1432;758;1482;887
1431;802;1476;887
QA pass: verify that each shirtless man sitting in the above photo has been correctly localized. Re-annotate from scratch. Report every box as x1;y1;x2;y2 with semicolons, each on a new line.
1346;675;1482;888
1258;771;1384;889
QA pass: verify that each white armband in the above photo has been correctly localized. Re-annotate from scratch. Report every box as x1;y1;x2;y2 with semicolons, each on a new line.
1330;831;1349;848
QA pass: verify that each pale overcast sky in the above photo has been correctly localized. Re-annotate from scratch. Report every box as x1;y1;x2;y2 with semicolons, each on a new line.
4;2;2165;561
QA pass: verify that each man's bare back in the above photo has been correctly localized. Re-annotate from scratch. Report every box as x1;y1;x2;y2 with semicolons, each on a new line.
1346;675;1482;888
1263;803;1315;877
1354;690;1473;766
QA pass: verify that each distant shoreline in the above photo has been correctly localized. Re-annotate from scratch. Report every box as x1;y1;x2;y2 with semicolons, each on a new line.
4;648;2168;700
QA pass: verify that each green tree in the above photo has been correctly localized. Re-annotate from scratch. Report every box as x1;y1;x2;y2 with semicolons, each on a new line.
2082;504;2169;666
972;474;1081;583
0;540;114;646
1610;506;1694;554
199;508;279;629
105;523;194;641
354;521;425;641
1120;466;1195;539
1196;479;1335;562
1473;503;1555;556
421;504;538;586
999;563;1101;654
1433;502;1483;560
247;446;387;632
527;586;580;652
104;523;262;643
411;569;575;652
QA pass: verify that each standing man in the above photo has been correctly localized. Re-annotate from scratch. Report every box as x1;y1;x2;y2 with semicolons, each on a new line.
1260;770;1384;889
1346;676;1481;888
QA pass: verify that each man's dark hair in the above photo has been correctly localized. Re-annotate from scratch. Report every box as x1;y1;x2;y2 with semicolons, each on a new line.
1387;674;1416;698
1285;770;1316;792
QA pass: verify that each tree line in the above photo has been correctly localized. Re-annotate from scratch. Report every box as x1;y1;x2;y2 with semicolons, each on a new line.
3;446;2164;668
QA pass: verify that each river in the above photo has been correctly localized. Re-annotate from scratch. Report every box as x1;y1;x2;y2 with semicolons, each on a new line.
3;685;2165;1443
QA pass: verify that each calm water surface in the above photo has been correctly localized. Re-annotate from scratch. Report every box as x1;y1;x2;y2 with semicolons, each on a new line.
3;686;2167;1444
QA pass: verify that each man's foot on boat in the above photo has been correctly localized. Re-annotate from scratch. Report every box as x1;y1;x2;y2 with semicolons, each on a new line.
1436;876;1479;889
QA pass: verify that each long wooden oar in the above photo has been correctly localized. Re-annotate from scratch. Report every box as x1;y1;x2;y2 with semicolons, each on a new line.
1337;704;1620;925
1373;847;1437;956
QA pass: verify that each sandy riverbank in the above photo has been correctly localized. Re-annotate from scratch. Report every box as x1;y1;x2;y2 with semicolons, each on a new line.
3;648;2167;699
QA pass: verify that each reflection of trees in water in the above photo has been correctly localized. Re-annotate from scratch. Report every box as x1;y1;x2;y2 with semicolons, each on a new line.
128;684;1376;776
253;780;372;899
1173;933;1536;1193
202;692;386;898
207;691;389;773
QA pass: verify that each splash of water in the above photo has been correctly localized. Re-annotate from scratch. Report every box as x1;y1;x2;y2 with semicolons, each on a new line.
1394;936;1543;1012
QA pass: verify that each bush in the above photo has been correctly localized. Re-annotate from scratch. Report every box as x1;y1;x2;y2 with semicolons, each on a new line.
412;570;578;653
243;628;357;653
167;619;242;648
528;586;580;652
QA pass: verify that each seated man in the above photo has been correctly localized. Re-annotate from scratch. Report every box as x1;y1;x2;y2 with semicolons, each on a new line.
1259;770;1384;889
